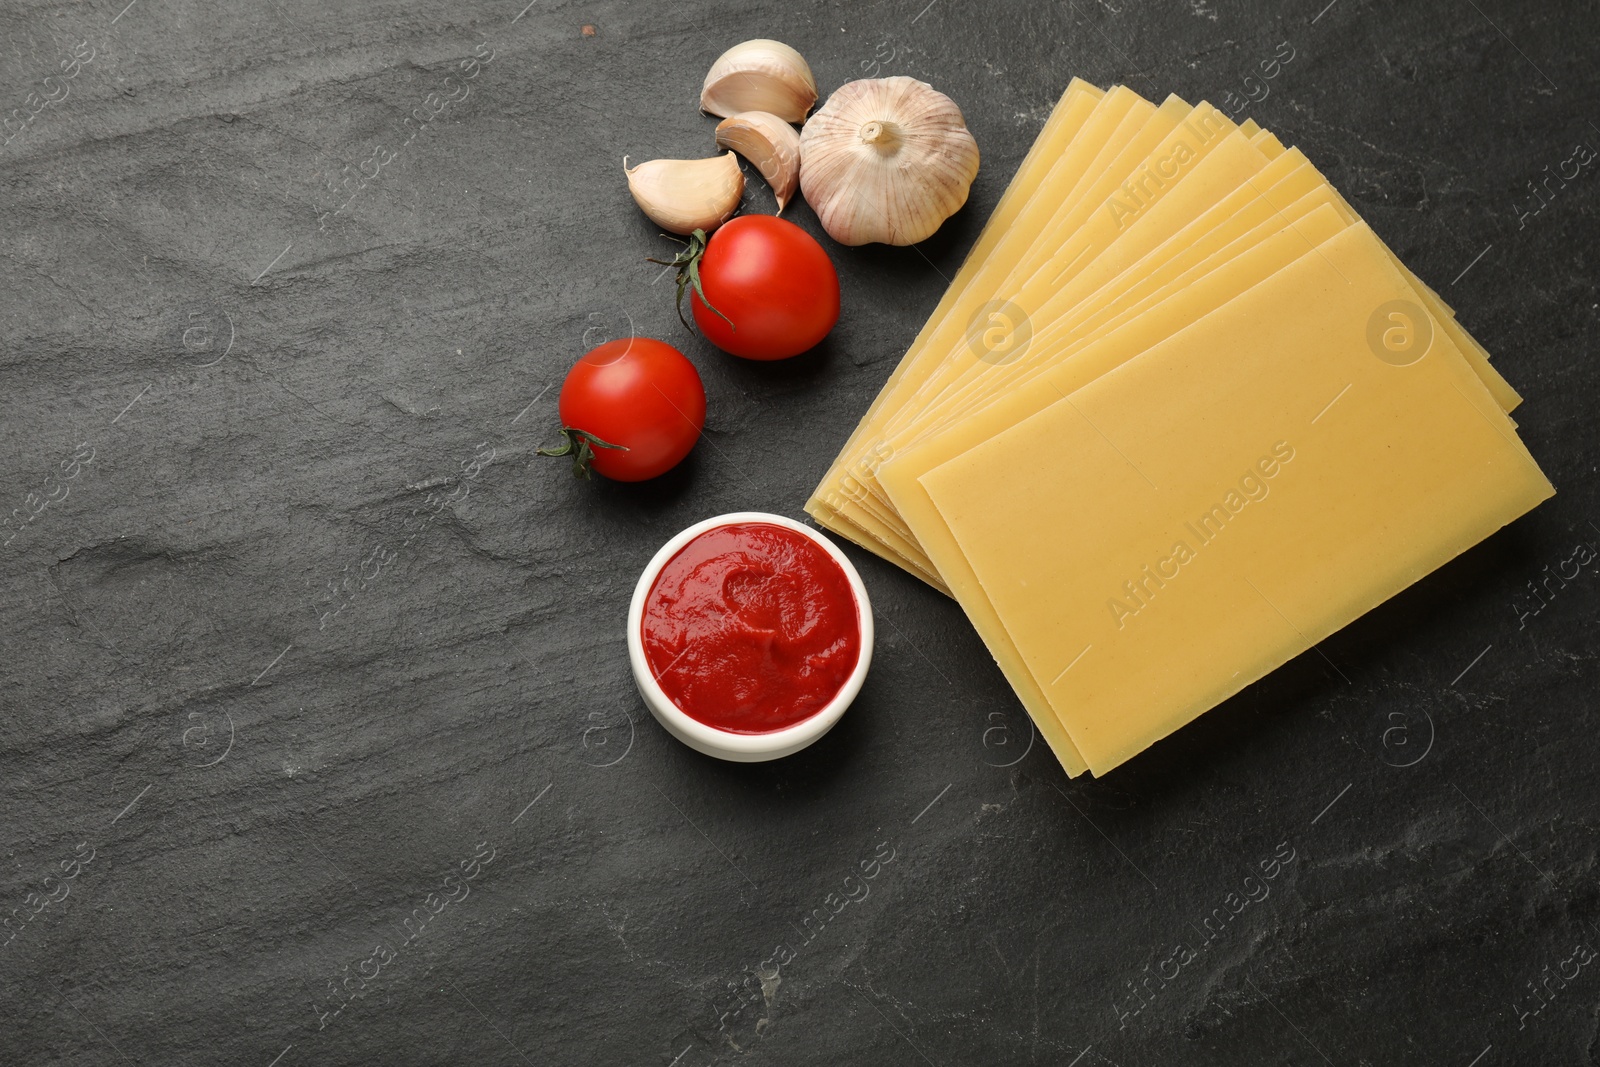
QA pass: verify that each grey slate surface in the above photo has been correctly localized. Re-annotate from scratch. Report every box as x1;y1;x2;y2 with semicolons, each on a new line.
2;0;1597;1064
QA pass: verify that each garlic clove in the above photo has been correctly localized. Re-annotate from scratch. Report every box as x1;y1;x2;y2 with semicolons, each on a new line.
798;76;980;247
714;111;801;213
624;152;745;235
700;39;817;125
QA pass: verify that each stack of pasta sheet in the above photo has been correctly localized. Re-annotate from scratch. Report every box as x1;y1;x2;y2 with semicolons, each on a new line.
806;79;1554;777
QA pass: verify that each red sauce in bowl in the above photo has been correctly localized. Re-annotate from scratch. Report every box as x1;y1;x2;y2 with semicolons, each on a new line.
640;522;862;734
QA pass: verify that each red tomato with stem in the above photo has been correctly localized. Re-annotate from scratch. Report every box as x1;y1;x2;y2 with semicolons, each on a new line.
539;338;705;482
663;216;840;361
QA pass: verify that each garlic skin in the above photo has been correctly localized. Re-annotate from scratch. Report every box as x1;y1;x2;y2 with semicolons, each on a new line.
715;111;801;213
700;40;817;125
798;77;980;247
624;152;744;235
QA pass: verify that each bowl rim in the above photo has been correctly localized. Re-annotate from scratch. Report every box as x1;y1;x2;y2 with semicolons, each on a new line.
626;511;874;758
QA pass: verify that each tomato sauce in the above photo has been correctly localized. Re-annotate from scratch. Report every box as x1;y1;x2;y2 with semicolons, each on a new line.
640;523;862;733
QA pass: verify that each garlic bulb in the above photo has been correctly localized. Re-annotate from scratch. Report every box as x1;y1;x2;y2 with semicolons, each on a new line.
798;77;980;247
624;152;744;235
715;111;801;213
700;39;817;125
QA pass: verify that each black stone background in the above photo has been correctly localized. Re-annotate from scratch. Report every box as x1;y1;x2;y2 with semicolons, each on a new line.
1;0;1596;1063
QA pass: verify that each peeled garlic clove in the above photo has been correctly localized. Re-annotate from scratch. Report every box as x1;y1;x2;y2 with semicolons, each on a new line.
700;39;817;125
714;111;801;213
624;152;744;235
799;76;980;247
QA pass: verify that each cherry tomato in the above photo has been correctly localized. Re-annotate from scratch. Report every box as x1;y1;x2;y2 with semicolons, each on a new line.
545;338;705;482
689;216;840;361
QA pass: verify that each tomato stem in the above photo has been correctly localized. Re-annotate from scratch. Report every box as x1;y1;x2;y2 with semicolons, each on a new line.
535;427;628;479
646;229;736;334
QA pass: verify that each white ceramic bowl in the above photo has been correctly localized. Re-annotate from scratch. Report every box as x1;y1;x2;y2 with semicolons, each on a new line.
627;512;874;762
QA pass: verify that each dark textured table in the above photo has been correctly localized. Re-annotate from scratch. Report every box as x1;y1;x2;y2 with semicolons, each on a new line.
2;0;1596;1064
